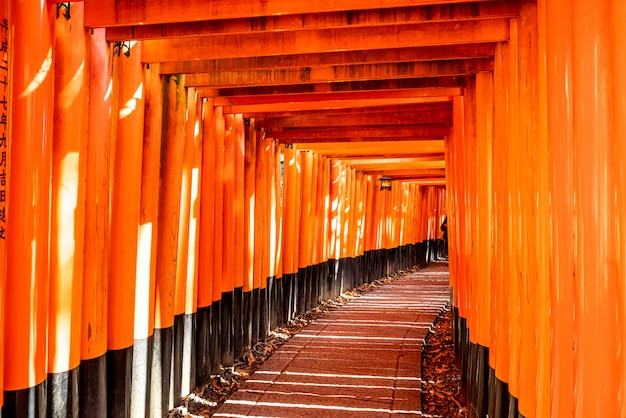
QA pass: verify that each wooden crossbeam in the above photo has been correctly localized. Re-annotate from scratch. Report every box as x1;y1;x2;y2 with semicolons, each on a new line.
160;44;495;74
361;168;445;175
86;0;511;27
213;77;466;97
339;156;444;165
105;2;517;40
245;102;452;118
257;110;452;129
266;126;450;139
345;160;446;170
185;59;493;88
295;140;444;156
141;19;509;62
397;178;446;184
227;97;453;114
213;87;462;108
344;168;446;177
278;136;444;144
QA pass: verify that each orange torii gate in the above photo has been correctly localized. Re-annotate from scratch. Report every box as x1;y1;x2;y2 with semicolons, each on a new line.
1;1;625;418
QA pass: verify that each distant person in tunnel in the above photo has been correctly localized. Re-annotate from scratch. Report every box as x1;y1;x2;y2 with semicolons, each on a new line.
440;216;448;259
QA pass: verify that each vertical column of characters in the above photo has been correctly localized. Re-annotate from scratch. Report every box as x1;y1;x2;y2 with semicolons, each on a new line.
0;6;8;411
4;3;53;416
0;15;7;243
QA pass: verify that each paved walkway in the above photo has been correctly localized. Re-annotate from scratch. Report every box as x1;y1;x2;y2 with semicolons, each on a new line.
213;264;450;417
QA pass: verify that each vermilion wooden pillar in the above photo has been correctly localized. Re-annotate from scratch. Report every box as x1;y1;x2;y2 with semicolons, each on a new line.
505;17;522;411
572;0;619;416
490;40;513;418
316;155;328;295
613;1;626;416
108;40;144;417
254;132;269;334
173;87;202;402
80;26;111;418
545;0;575;416
197;98;217;379
328;159;341;295
271;138;282;301
221;113;235;366
267;133;275;328
212;106;226;371
151;74;185;416
463;77;478;354
269;139;282;329
451;95;469;333
471;71;493;418
281;146;295;278
48;4;88;415
232;113;245;358
172;86;195;404
298;150;312;312
132;61;162;418
3;3;53;416
243;119;256;344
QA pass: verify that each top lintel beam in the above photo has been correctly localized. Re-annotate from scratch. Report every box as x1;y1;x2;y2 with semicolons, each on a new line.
141;19;509;62
104;2;518;41
86;0;503;28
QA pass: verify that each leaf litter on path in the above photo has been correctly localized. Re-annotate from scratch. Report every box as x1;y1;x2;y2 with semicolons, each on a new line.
169;266;424;417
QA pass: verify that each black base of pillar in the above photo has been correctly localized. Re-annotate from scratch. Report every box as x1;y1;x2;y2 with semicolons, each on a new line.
251;287;261;343
107;346;133;418
233;287;244;359
258;286;269;339
220;291;234;367
266;276;276;331
183;313;196;395
171;314;185;406
79;354;107;418
130;335;153;417
242;289;252;351
210;302;221;374
196;306;211;385
47;368;79;418
2;381;47;418
283;273;295;322
150;327;172;417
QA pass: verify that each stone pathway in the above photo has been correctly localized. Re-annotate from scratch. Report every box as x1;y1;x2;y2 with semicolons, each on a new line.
213;264;450;417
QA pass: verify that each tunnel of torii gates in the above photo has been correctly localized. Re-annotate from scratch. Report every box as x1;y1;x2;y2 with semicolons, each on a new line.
0;0;624;418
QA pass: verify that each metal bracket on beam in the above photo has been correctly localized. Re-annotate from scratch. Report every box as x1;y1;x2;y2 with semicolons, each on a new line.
113;41;131;58
56;3;70;20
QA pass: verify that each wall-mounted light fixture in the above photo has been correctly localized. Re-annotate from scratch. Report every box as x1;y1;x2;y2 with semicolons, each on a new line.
379;176;393;191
